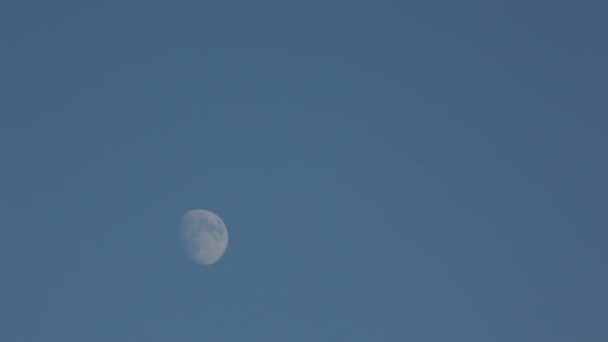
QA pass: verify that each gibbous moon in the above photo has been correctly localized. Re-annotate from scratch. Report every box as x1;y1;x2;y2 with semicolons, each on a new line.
180;209;229;265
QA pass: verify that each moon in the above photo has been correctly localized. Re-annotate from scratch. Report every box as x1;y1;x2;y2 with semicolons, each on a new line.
180;209;229;265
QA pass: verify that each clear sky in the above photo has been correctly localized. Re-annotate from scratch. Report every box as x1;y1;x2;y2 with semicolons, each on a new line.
1;1;607;341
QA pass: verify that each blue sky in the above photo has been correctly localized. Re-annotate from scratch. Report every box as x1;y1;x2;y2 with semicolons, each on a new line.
1;1;607;340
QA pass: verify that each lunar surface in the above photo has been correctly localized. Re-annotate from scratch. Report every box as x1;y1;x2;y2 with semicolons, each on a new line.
180;209;229;265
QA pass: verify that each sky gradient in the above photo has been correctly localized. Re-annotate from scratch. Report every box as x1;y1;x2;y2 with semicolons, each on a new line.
1;1;607;341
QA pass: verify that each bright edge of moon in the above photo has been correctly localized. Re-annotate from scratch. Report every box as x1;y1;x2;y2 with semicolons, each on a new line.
180;209;229;265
